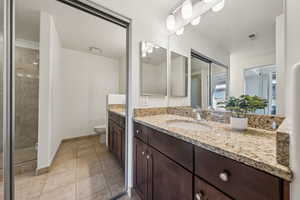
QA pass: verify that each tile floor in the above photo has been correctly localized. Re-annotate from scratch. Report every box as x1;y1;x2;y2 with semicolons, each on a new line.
0;135;138;200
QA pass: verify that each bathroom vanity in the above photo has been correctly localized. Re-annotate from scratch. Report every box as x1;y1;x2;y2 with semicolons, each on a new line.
108;110;126;169
133;114;291;200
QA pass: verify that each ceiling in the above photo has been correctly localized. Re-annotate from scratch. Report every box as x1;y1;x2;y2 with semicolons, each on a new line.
180;0;283;53
12;0;126;59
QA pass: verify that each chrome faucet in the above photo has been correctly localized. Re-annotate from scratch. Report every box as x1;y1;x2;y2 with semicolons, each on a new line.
192;106;203;121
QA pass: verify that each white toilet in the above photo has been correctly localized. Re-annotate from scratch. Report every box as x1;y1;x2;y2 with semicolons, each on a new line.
94;125;106;144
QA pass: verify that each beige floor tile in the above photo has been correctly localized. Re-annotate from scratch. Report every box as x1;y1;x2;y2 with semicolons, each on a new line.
76;174;108;199
49;159;76;175
77;147;96;158
40;183;75;200
0;135;126;200
76;164;102;180
77;188;111;200
43;171;75;192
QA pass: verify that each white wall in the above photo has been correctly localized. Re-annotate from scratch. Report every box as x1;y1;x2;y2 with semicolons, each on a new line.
276;14;286;115
119;56;127;94
229;50;275;97
38;12;63;169
60;48;120;139
286;0;300;199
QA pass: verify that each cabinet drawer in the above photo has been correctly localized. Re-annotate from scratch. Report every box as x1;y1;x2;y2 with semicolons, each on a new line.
194;177;232;200
134;122;148;143
195;147;282;200
148;127;193;171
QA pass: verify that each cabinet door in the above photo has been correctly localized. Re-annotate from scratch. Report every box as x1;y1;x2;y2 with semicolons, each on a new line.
147;147;193;200
114;126;122;164
194;177;232;200
134;138;148;200
121;127;125;169
108;120;114;152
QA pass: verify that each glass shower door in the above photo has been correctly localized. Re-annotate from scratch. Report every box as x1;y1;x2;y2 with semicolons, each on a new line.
0;0;4;199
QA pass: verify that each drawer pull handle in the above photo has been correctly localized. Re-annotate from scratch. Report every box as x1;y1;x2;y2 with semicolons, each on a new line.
146;155;150;159
195;191;204;200
136;130;139;134
142;151;145;155
219;171;229;182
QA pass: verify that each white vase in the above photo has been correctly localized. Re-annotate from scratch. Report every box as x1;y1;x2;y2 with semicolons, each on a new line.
230;117;248;131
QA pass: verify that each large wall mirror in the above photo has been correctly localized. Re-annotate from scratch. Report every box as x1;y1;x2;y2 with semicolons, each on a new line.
168;0;283;115
170;51;188;97
140;41;167;96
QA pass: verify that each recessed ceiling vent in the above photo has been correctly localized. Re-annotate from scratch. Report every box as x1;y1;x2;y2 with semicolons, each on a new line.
89;46;103;54
248;33;257;40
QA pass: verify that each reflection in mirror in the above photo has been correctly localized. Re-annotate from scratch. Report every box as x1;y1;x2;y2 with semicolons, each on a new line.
190;53;228;110
211;63;228;110
170;52;188;97
244;65;277;115
167;0;283;115
191;56;209;108
140;41;167;96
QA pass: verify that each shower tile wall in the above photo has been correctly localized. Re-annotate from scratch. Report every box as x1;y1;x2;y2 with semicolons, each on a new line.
15;47;39;151
0;46;39;175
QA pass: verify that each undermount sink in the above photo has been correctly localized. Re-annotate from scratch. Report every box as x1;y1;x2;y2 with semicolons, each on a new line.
166;120;212;132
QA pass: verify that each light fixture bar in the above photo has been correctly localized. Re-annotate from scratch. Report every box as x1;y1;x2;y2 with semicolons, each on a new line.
169;0;223;35
171;0;200;14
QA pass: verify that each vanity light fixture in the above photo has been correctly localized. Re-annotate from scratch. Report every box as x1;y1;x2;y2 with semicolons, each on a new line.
176;27;185;35
191;16;201;26
166;14;176;31
181;0;193;19
212;0;225;12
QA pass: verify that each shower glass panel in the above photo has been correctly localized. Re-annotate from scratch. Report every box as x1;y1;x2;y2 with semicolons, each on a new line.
244;65;277;115
0;0;4;198
191;57;210;109
14;0;40;197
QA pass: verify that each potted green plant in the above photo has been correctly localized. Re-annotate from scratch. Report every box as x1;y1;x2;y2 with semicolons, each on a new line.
218;95;268;130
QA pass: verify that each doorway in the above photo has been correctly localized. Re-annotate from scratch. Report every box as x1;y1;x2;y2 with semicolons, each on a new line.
1;0;132;199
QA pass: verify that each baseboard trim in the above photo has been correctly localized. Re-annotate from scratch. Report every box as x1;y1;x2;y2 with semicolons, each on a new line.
36;166;50;175
62;133;99;142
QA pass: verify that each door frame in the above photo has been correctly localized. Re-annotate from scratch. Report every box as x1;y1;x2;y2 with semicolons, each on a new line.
2;0;133;199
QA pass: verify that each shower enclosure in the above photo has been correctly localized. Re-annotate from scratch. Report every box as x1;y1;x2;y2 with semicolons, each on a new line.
0;46;39;178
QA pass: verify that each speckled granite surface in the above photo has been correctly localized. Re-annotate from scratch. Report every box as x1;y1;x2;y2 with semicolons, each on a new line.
108;104;126;117
135;106;285;131
277;120;291;167
134;114;293;181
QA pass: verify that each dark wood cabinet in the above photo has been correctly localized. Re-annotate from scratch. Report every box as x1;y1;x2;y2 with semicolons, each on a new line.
147;147;193;200
134;138;148;200
133;121;289;200
134;137;193;200
108;111;125;168
194;177;232;200
195;147;281;200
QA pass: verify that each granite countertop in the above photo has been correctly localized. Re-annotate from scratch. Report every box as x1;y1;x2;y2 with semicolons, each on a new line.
134;114;293;181
108;107;126;117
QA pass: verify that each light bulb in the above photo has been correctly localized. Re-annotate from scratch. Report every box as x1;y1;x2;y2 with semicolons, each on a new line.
212;0;225;12
191;16;201;26
204;0;213;3
181;0;193;19
166;14;176;31
176;27;185;36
